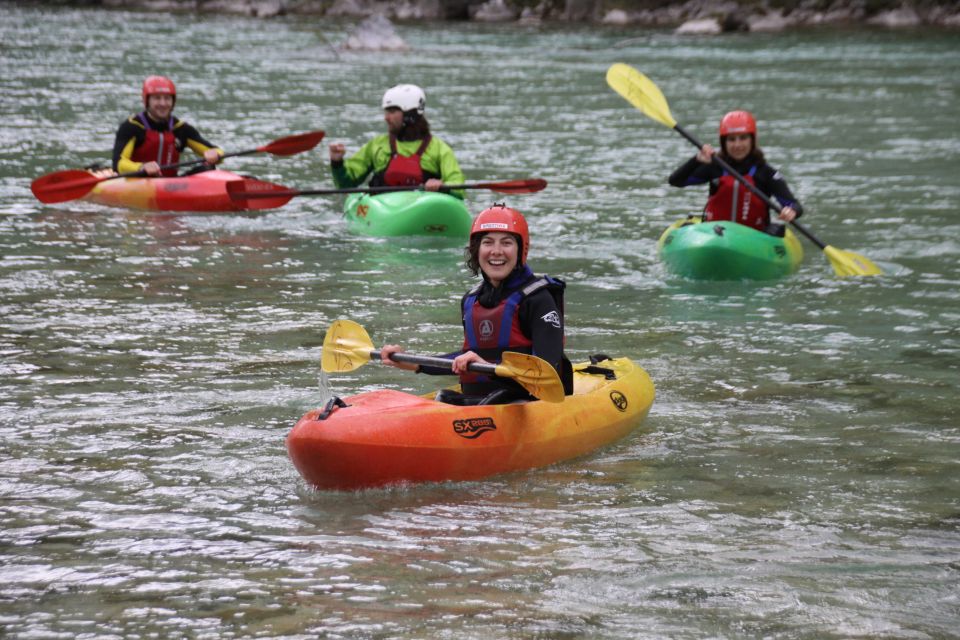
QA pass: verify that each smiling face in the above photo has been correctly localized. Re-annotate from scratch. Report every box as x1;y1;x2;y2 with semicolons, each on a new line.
723;133;753;162
478;232;519;287
146;93;175;122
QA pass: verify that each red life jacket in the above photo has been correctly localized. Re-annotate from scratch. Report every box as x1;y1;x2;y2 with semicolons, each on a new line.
131;112;179;177
704;166;769;231
459;277;562;386
383;135;431;186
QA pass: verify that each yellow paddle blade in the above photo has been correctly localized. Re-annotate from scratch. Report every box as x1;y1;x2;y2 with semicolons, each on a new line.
496;352;566;404
824;246;884;277
606;63;677;129
321;319;375;372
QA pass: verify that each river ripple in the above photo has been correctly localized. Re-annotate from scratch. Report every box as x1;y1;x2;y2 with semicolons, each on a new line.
1;6;958;638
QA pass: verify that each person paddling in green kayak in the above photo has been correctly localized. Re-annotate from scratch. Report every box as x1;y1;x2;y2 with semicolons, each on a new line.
668;110;802;236
110;76;224;177
328;84;466;199
380;204;572;405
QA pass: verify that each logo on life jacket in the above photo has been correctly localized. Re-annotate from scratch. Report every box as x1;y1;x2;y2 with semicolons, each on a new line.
453;417;497;438
478;319;494;340
610;391;628;412
541;310;561;328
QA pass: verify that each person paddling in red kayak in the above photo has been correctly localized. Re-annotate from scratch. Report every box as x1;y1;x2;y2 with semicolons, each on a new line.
328;84;465;199
109;76;224;177
380;205;573;405
668;110;803;236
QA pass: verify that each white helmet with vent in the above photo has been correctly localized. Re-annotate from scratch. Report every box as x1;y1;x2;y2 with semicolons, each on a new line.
382;84;426;114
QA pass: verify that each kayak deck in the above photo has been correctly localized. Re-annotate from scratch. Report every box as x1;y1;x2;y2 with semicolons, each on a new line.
343;191;472;238
658;216;803;280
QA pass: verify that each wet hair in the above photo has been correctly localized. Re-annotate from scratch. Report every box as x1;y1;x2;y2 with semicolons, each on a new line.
464;232;523;277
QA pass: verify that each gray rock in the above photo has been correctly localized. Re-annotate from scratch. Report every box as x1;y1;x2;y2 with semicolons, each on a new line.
602;9;631;25
472;0;518;21
676;17;722;34
867;6;922;27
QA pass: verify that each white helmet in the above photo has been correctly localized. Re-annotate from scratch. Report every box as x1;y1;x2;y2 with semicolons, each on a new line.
382;84;425;115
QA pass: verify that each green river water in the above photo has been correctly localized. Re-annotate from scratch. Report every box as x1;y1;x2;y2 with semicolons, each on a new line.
1;5;959;638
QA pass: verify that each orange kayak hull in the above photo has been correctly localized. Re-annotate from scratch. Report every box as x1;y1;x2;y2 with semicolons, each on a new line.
84;169;251;212
287;357;655;490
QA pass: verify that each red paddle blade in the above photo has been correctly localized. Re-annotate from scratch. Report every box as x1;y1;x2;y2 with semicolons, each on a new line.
225;178;297;209
476;178;547;194
31;169;103;204
257;130;325;156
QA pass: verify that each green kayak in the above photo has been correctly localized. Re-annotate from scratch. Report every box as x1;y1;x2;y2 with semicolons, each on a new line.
343;191;472;238
658;217;803;280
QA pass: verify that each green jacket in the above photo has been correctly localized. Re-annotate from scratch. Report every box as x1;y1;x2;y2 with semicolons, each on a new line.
331;134;466;200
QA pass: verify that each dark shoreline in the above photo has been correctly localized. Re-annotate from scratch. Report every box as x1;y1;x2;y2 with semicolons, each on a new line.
27;0;960;29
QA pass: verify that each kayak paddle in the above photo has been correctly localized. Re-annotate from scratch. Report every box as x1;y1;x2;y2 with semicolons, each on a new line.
321;319;565;403
605;63;883;277
30;130;326;205
225;177;548;210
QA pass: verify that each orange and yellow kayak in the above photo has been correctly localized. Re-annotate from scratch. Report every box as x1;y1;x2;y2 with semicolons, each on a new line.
287;357;654;490
84;169;254;212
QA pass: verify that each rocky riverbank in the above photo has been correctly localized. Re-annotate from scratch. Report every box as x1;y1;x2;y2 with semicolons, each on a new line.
85;0;960;29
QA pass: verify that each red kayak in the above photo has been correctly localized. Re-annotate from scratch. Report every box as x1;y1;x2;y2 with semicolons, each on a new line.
83;169;257;212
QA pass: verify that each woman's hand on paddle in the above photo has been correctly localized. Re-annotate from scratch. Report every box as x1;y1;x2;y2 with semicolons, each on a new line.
204;148;223;165
89;168;117;179
452;351;488;374
696;144;716;164
142;161;162;176
424;178;443;192
779;206;798;222
381;344;418;371
329;142;346;162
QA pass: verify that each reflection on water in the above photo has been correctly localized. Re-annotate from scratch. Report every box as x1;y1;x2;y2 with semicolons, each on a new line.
1;5;959;638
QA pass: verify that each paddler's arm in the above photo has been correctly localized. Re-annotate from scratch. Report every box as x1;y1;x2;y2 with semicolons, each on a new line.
520;292;566;378
179;122;223;165
668;154;716;187
759;165;803;221
113;118;149;174
431;138;465;200
115;138;150;174
330;139;375;188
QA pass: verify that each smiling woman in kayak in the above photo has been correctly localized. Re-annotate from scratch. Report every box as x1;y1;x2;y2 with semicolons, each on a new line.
111;76;223;177
328;84;465;199
380;205;573;405
668;110;803;235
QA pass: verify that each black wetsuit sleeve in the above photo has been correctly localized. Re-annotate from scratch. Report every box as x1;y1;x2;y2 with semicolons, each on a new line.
756;164;803;218
668;156;720;187
518;290;565;376
112;119;145;171
174;121;218;153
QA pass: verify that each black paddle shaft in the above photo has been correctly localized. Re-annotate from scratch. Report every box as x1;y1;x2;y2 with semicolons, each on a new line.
370;350;498;376
673;124;826;250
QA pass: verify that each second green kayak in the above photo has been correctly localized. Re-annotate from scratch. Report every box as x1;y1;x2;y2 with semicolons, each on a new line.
658;217;804;280
343;191;472;238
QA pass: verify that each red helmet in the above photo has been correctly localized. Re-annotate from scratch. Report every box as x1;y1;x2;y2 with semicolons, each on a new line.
471;204;529;263
142;76;176;108
719;110;756;137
